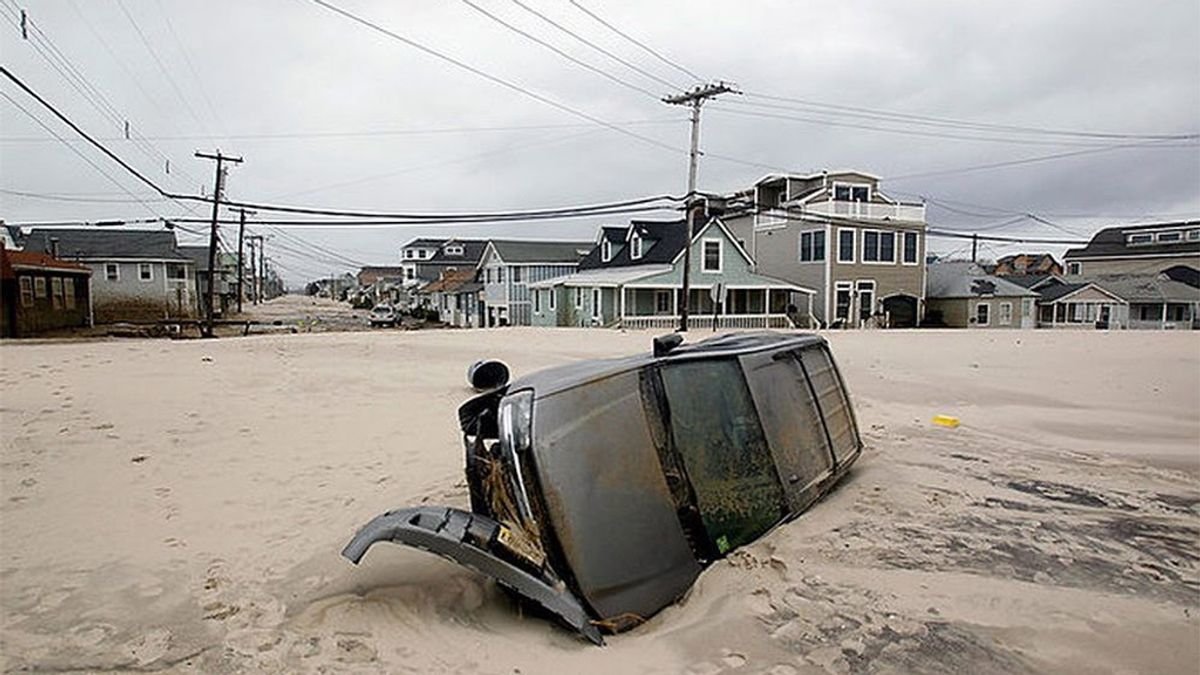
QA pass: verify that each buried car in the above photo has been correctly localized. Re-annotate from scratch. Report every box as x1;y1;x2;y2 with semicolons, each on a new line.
342;332;862;644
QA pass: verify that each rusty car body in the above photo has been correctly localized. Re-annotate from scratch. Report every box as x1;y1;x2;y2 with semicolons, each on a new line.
342;332;863;644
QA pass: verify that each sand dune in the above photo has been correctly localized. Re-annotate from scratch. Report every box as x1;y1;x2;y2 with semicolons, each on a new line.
1;327;1197;673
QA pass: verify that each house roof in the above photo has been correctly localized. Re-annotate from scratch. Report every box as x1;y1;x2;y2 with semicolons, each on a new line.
1162;265;1200;289
1082;274;1200;304
24;228;190;261
485;239;591;264
1037;281;1091;302
420;268;477;293
578;219;688;270
427;239;488;265
1063;220;1200;260
400;237;445;249
1003;273;1059;289
926;262;1039;299
531;264;673;288
1;249;92;279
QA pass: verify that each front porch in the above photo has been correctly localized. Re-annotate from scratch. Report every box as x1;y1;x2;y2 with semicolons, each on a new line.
619;286;814;330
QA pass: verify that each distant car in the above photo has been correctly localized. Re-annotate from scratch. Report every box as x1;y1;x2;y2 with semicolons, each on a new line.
342;332;862;644
368;305;397;327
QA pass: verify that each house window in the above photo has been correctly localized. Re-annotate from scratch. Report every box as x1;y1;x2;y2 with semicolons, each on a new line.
497;267;505;283
655;290;671;314
1066;262;1082;275
837;229;855;263
1128;233;1154;246
834;281;852;322
51;278;64;309
485;268;492;283
1189;229;1200;241
976;303;990;326
591;288;602;321
64;277;76;310
862;230;896;263
549;287;556;310
630;233;643;260
574;287;584;309
405;268;414;280
105;263;119;281
999;302;1012;325
404;250;413;259
139;263;153;281
799;230;825;263
702;239;722;272
834;183;870;202
856;280;875;321
601;240;613;262
513;267;522;283
1157;231;1182;243
533;289;541;313
167;263;187;280
902;231;919;265
34;277;47;298
19;276;33;307
444;245;464;256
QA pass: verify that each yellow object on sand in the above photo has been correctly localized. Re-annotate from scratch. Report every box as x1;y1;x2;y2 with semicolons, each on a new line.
932;415;960;428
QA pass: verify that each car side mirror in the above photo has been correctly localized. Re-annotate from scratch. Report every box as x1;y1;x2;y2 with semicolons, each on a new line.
468;360;510;391
653;333;684;357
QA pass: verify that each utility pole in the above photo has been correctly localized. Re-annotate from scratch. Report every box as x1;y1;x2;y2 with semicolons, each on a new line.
971;233;979;263
195;150;243;337
663;81;739;332
234;208;254;313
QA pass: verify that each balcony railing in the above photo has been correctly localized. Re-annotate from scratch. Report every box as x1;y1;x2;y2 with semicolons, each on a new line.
621;314;795;330
800;200;926;222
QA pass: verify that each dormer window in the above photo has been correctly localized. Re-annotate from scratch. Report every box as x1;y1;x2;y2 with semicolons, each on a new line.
1189;229;1200;241
1156;231;1182;243
834;183;870;202
630;233;643;260
1128;233;1154;246
444;245;464;256
601;239;613;262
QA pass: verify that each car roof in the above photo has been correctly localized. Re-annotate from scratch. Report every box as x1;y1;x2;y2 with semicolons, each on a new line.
508;332;827;397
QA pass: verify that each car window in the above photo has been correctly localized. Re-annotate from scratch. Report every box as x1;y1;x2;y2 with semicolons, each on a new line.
661;359;785;554
798;346;859;466
740;350;834;512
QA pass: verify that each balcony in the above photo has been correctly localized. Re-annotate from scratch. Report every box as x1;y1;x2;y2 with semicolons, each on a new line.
800;200;926;223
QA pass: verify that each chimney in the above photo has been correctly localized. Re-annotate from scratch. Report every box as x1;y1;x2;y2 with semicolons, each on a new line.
49;237;60;258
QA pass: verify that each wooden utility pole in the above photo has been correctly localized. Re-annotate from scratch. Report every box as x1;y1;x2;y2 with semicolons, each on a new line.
195;150;243;337
235;208;254;313
971;233;979;262
663;81;739;332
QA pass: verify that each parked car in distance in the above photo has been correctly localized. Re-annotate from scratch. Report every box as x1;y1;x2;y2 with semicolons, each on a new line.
342;332;863;644
368;304;397;327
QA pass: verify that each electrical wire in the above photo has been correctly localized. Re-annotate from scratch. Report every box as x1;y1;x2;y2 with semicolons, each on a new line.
455;0;660;99
564;0;702;84
114;0;211;136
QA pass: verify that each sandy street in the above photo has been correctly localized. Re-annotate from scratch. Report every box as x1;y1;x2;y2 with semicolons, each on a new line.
0;327;1197;674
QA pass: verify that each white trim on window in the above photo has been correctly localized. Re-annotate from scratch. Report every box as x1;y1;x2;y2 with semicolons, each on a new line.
798;229;826;263
548;287;556;311
19;276;33;307
975;302;991;326
1066;261;1082;275
139;262;154;281
701;238;723;273
837;227;855;263
861;229;897;264
591;287;602;321
654;289;671;314
601;239;613;262
574;287;584;309
998;301;1013;325
105;263;120;281
630;233;643;260
833;182;871;202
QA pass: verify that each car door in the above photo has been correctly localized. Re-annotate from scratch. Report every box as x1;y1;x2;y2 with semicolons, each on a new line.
659;358;787;556
739;348;835;515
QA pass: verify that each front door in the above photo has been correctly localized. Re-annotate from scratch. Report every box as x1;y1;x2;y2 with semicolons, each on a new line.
1098;305;1111;329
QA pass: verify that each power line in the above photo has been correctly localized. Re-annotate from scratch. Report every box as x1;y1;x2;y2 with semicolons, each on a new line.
455;0;660;99
564;0;702;84
741;91;1200;142
305;0;684;156
2;65;684;220
163;203;679;227
114;0;211;136
887;139;1195;182
152;0;230;144
505;0;682;90
0;187;167;204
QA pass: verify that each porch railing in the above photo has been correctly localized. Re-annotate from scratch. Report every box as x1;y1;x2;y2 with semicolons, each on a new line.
620;314;795;330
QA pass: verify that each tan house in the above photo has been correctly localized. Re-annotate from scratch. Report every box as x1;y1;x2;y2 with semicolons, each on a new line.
926;262;1038;329
721;170;927;328
1063;221;1199;277
993;253;1062;277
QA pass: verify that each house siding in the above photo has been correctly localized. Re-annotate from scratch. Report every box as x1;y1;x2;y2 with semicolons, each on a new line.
86;260;195;322
927;296;1030;329
1066;254;1200;277
2;271;91;336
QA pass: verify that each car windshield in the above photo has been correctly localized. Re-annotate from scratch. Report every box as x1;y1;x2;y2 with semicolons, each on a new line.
660;358;785;554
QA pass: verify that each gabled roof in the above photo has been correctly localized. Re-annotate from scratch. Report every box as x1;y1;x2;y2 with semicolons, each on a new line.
25;228;190;261
1004;273;1065;290
420;268;477;293
427;239;489;264
484;239;592;265
579;219;687;270
1064;220;1200;259
1036;281;1128;304
669;217;756;268
926;262;1039;299
1162;265;1200;289
1083;274;1200;304
400;237;445;249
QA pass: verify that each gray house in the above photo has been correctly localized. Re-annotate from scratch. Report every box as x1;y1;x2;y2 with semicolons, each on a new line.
478;239;591;326
24;228;195;323
925;262;1039;329
400;237;488;286
530;218;815;329
720;170;928;328
1063;221;1199;277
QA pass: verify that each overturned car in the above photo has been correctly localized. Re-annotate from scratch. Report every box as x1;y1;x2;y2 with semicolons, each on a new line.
342;332;862;644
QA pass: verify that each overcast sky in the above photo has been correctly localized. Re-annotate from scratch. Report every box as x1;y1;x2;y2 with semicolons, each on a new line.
2;0;1198;284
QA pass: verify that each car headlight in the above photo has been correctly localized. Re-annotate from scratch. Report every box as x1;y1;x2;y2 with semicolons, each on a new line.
498;389;535;523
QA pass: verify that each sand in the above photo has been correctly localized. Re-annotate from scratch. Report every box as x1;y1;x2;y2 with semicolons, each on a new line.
0;323;1197;674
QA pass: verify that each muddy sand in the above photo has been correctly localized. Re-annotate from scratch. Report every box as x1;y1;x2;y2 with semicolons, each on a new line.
1;328;1197;674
